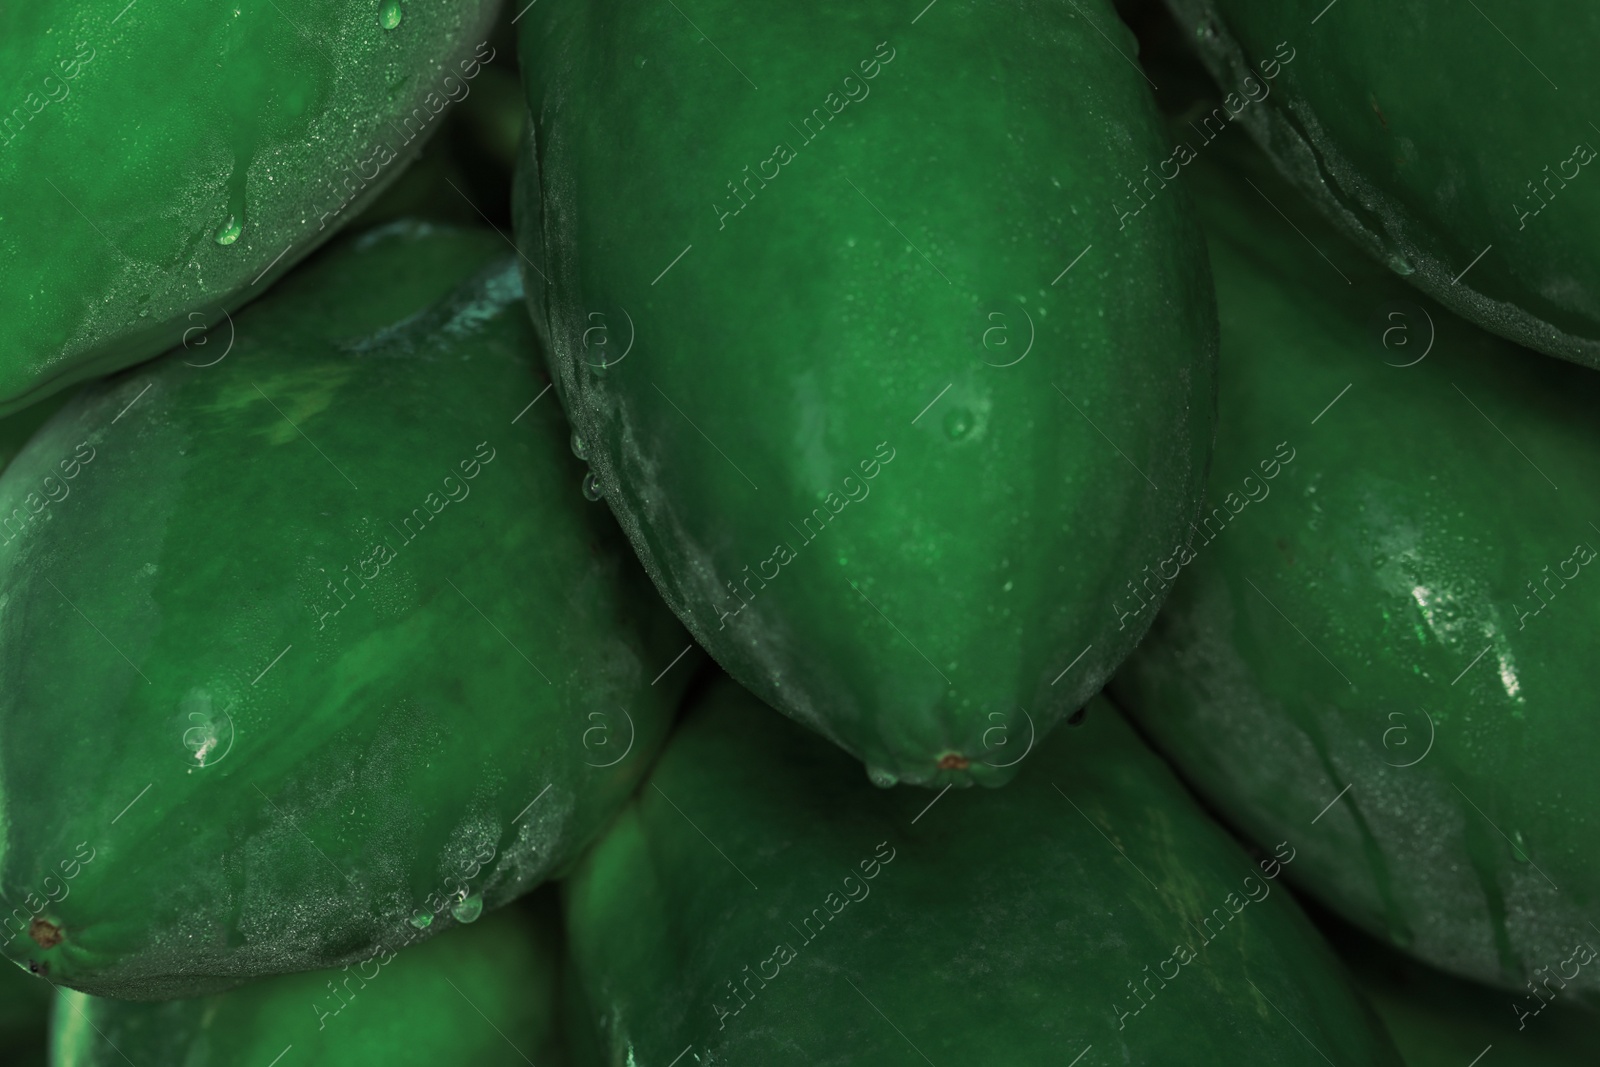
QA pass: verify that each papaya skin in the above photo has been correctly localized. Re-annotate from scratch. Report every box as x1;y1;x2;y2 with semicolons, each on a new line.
0;222;697;999
1164;0;1600;367
1111;128;1600;1001
564;678;1403;1066
0;0;501;416
52;897;564;1067
515;0;1217;789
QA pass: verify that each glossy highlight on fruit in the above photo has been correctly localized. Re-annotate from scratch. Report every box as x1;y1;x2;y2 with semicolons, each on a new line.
0;222;695;999
1111;132;1600;999
1165;0;1600;367
515;0;1217;788
563;678;1402;1065
0;0;501;416
53;898;563;1066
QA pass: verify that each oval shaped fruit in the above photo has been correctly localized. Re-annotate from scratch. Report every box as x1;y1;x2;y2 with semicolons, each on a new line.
0;0;501;415
1164;0;1600;367
54;896;563;1066
564;678;1403;1065
0;222;696;999
514;0;1217;787
1110;133;1600;996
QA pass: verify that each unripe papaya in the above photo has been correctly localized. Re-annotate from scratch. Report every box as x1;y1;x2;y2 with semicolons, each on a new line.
1163;0;1600;367
0;222;696;999
563;678;1403;1066
0;0;501;415
514;0;1217;788
1110;132;1600;999
53;898;564;1066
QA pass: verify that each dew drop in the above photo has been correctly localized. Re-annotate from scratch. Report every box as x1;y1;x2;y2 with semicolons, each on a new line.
634;54;648;69
1510;829;1530;864
378;0;403;29
408;911;433;929
943;407;973;440
866;766;898;789
581;471;604;502
213;215;243;246
571;433;587;460
451;894;484;923
1386;252;1415;276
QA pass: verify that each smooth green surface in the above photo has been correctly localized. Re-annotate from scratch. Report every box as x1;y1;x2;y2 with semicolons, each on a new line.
516;0;1217;788
564;678;1402;1066
0;222;696;999
1327;913;1600;1067
0;959;49;1066
1165;0;1600;366
0;0;502;415
0;391;72;475
53;899;562;1066
1111;131;1600;999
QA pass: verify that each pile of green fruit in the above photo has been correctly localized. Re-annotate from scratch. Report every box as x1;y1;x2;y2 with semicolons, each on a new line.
1;0;1595;1062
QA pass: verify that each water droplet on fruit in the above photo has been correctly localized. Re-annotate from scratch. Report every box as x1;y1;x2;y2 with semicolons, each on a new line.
581;471;604;502
451;894;484;923
1510;829;1530;863
408;911;432;929
866;766;898;789
378;0;403;29
634;54;648;69
1386;252;1414;276
571;433;587;460
213;215;243;246
943;407;973;440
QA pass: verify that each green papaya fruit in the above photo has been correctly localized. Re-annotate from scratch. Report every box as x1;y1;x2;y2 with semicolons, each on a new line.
53;895;564;1066
515;0;1217;788
1161;0;1600;367
564;677;1403;1066
0;0;503;416
0;962;50;1066
1109;130;1600;999
1322;910;1600;1067
0;222;697;999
